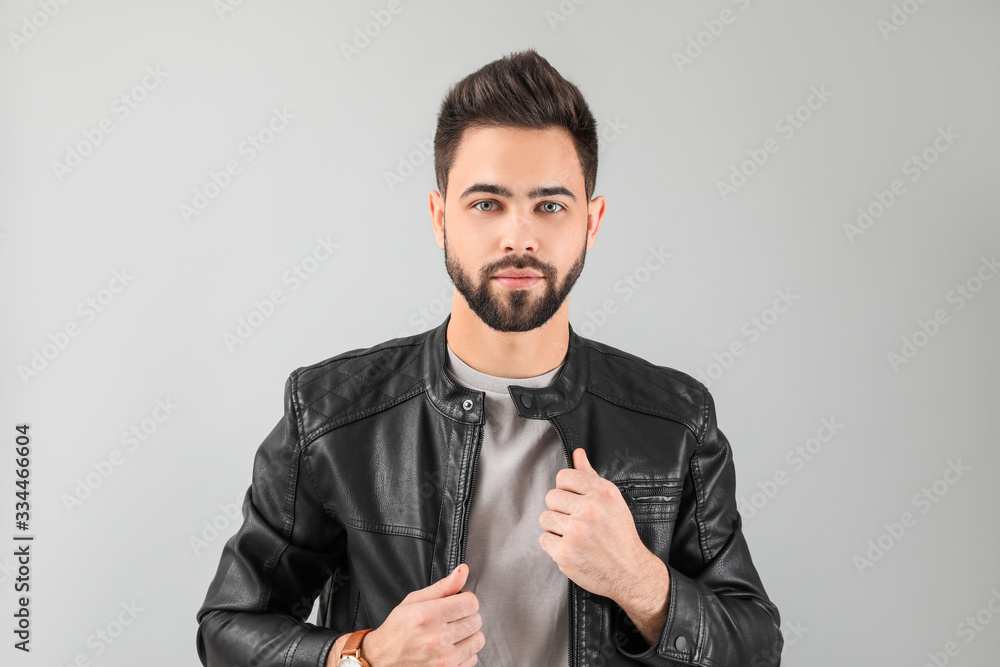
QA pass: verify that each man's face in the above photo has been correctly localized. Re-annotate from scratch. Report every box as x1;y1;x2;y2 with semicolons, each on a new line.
431;125;603;333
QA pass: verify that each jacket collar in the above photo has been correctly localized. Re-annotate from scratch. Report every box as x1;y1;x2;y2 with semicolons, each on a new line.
423;313;588;424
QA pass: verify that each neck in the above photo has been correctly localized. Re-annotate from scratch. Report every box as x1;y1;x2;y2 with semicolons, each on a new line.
445;291;569;379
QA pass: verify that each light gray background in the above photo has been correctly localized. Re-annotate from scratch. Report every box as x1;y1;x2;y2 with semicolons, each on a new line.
2;1;998;665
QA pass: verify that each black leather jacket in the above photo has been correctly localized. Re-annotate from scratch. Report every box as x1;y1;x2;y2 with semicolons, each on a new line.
196;314;782;666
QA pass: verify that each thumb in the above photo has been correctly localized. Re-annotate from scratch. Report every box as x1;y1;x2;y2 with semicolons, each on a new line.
408;563;468;603
573;447;596;473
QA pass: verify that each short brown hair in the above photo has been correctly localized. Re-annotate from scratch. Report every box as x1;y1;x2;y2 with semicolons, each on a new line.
433;49;598;202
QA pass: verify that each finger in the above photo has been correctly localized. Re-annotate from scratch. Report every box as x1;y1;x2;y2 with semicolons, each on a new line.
445;608;483;643
406;563;468;603
538;509;566;536
437;589;480;624
573;447;596;473
544;488;578;514
555;467;592;495
455;630;486;666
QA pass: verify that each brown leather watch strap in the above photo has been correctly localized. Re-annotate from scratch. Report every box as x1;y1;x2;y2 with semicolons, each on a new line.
340;628;373;661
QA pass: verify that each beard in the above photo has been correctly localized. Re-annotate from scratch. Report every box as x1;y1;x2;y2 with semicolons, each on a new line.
443;222;586;333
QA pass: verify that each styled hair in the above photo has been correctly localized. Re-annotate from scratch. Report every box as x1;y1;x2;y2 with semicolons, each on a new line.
433;49;598;202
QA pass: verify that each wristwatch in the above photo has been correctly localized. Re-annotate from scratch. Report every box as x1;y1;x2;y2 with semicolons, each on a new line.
336;629;373;666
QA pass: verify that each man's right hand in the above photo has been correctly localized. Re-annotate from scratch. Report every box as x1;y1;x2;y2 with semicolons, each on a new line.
329;563;485;667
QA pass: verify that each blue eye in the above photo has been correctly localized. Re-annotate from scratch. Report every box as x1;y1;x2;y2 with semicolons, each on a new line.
472;201;565;213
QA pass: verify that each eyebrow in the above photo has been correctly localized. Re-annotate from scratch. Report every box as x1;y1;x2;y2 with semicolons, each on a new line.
458;182;577;202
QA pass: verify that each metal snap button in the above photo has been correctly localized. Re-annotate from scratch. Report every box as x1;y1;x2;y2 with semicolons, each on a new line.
674;635;687;651
520;393;532;408
462;399;473;410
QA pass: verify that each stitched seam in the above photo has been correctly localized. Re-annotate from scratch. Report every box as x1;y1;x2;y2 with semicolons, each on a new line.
697;392;716;561
429;423;455;581
426;417;457;582
695;585;707;666
350;586;360;630
302;385;426;448
596;353;697;404
297;351;424;430
283;625;306;667
585;387;700;435
451;425;476;567
581;342;705;395
300;338;423;374
299;360;423;427
584;344;703;402
252;373;303;613
697;390;710;443
300;439;434;542
690;432;712;566
340;517;435;541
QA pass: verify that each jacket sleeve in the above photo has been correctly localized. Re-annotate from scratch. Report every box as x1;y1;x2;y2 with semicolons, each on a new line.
612;388;784;666
195;372;350;667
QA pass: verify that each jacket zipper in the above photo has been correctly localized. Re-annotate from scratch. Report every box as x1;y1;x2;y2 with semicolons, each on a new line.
458;425;484;568
549;417;576;667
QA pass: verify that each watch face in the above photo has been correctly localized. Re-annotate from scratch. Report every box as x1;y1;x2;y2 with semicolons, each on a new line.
337;658;363;667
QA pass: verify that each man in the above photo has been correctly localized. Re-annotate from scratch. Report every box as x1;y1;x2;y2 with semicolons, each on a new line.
196;49;783;667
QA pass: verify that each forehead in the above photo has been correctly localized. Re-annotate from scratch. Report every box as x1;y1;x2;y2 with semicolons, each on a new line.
450;125;583;190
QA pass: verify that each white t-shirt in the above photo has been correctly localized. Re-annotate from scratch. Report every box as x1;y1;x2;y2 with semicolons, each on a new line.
445;343;570;667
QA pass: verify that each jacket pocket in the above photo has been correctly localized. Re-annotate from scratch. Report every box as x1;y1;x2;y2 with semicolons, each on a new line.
615;479;682;523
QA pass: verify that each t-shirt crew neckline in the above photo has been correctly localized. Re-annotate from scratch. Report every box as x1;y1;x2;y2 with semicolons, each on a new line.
445;342;564;394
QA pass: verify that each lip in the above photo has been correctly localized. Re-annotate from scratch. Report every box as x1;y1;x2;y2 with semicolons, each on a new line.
492;275;542;288
494;270;543;279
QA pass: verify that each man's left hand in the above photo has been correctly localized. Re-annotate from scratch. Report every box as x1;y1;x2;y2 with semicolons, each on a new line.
538;447;667;611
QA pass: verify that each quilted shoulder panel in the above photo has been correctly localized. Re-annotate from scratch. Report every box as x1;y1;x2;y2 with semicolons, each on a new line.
579;337;708;437
290;331;428;446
